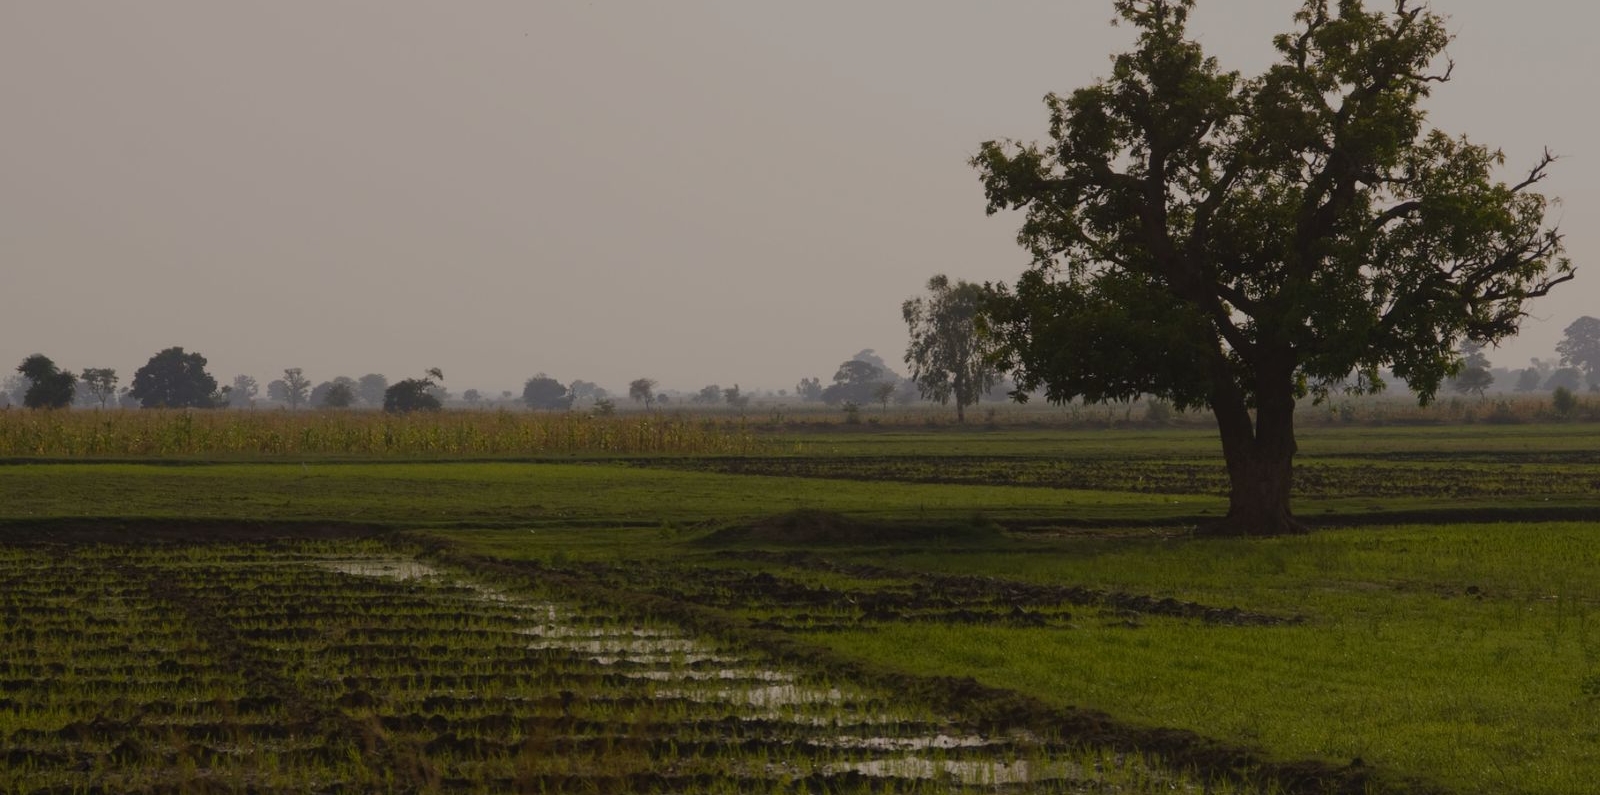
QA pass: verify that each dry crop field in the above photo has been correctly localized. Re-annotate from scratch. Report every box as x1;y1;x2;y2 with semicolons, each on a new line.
0;532;1260;795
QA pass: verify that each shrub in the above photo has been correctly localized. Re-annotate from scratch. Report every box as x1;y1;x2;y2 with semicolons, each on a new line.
842;402;861;425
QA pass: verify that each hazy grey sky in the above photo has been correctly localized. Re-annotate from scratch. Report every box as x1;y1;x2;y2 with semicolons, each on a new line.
3;2;1592;396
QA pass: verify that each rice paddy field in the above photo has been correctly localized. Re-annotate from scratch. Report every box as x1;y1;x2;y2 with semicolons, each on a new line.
3;407;1600;794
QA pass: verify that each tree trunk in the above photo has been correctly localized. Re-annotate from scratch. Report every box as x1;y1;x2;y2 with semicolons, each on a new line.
1200;367;1308;538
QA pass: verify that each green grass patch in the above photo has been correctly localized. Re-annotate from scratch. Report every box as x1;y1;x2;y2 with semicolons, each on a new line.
0;461;1217;529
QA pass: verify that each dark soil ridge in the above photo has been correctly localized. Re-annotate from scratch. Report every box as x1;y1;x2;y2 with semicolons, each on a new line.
637;453;1600;499
0;518;392;544
430;545;1444;795
699;550;1295;628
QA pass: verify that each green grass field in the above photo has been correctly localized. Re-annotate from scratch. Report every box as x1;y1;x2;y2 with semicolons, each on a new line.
3;414;1599;793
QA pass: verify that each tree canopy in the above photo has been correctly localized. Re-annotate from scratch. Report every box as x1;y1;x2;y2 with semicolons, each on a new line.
79;368;118;409
628;378;657;408
522;374;572;410
357;374;389;407
276;368;311;409
130;347;222;409
975;0;1571;535
821;360;894;406
1557;316;1600;388
383;368;444;414
16;354;76;409
313;377;358;408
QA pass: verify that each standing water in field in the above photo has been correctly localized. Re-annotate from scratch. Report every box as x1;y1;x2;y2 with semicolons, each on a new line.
0;540;1260;794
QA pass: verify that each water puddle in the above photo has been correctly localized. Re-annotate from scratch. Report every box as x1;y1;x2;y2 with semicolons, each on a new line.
315;557;440;580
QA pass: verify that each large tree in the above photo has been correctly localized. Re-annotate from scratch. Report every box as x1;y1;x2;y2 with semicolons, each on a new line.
357;374;389;407
522;374;573;410
820;360;893;407
312;377;358;408
628;378;657;409
1556;316;1600;388
130;347;222;408
902;274;1001;422
16;354;76;409
384;368;444;414
976;0;1571;536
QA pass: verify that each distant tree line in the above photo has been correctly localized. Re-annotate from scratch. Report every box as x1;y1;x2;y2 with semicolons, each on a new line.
9;312;1595;416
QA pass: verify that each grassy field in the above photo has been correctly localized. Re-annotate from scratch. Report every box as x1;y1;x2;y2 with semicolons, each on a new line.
3;412;1599;793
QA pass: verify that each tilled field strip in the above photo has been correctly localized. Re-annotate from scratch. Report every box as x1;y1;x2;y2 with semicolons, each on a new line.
0;540;1215;794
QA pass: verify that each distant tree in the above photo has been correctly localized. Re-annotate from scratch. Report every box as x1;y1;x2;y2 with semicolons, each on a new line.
723;384;749;410
1557;316;1600;388
821;360;891;406
848;349;901;380
80;367;119;409
522;374;572;410
384;368;444;414
1459;340;1492;370
357;374;389;406
1451;367;1494;398
568;380;607;405
1446;342;1494;396
229;374;259;408
277;368;311;409
130;347;222;408
1514;368;1543;393
462;389;483;406
628;378;657;409
593;398;617;416
694;384;722;405
1545;367;1583;393
321;382;356;408
902;274;1001;422
310;376;358;408
1;374;26;407
795;377;823;402
872;382;896;411
16;354;77;409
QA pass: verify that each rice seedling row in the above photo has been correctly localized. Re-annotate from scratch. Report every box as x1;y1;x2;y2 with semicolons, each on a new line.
650;454;1600;500
0;538;1265;794
0;410;766;458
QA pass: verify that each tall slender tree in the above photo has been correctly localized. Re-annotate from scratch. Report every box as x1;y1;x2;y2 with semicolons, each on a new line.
79;368;118;409
902;274;1000;422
